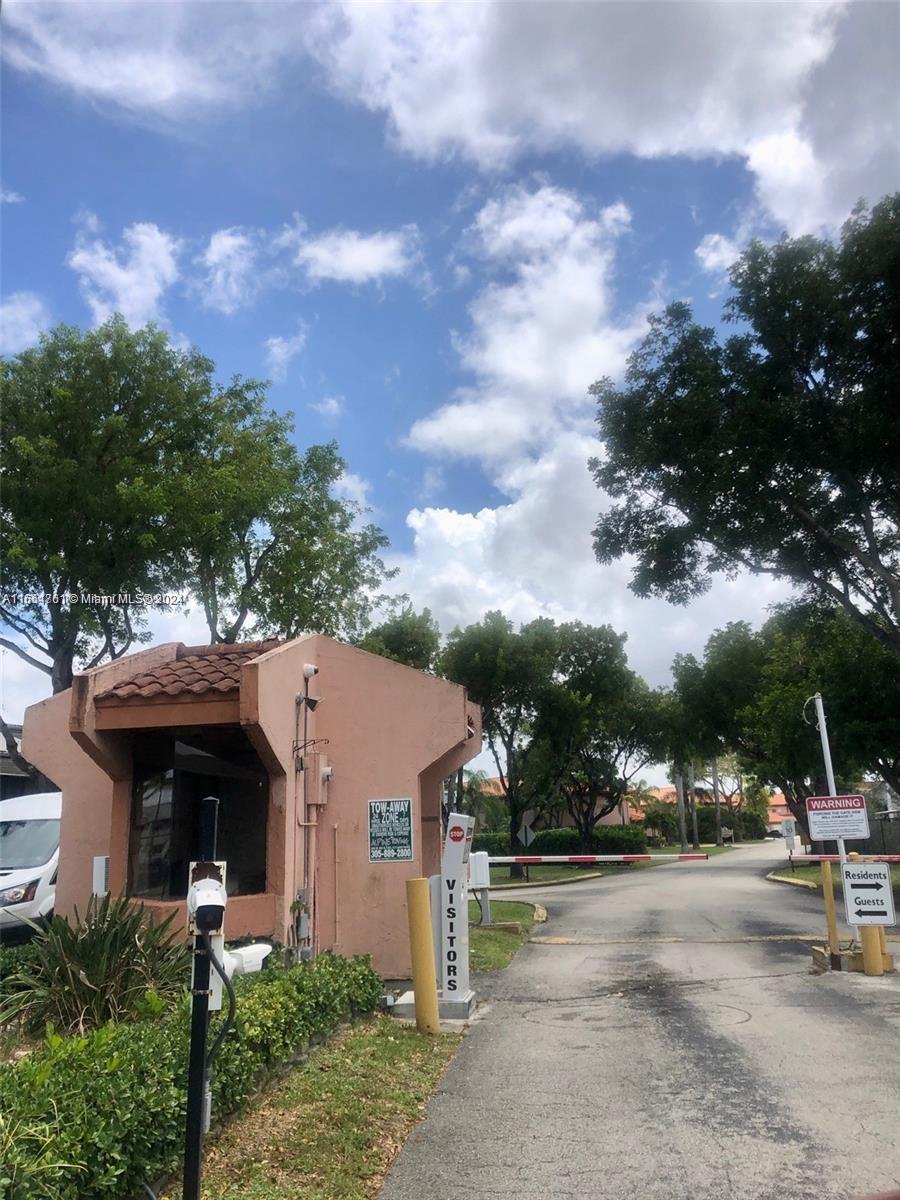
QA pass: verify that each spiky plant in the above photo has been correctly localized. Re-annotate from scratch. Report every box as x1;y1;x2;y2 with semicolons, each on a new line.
0;895;189;1034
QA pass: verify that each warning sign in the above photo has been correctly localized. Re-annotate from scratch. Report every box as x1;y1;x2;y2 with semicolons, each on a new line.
806;795;870;842
368;798;414;863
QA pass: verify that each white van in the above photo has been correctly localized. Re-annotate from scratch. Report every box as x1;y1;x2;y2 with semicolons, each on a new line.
0;791;62;942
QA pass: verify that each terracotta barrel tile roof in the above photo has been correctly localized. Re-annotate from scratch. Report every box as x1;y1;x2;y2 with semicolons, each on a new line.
94;639;281;706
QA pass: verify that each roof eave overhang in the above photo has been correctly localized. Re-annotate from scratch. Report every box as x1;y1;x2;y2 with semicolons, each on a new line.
93;694;242;730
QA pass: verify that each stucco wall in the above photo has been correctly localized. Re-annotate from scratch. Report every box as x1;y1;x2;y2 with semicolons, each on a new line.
244;635;481;977
20;690;116;918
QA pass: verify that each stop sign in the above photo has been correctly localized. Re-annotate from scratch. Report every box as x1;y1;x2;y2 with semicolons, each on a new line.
448;825;464;843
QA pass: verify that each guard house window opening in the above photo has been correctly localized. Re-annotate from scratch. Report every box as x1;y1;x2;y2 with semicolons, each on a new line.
129;726;268;900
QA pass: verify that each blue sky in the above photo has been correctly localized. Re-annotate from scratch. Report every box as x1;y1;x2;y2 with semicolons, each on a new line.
2;1;897;755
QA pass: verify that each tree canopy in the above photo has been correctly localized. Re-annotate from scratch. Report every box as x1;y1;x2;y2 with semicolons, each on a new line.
1;318;394;696
441;612;664;852
591;195;900;658
441;611;561;860
672;604;900;832
356;606;441;672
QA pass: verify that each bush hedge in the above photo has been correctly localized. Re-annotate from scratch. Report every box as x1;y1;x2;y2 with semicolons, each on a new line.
527;827;581;854
471;831;510;855
0;952;382;1200
591;824;647;853
694;805;767;842
478;824;648;857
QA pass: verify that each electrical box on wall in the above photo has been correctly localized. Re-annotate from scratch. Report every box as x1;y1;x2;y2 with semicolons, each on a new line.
92;855;109;896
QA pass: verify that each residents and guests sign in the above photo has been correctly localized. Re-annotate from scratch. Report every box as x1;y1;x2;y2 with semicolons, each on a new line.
368;798;414;862
805;795;870;841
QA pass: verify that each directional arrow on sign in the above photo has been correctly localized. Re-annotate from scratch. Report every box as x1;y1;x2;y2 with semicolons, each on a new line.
841;859;895;926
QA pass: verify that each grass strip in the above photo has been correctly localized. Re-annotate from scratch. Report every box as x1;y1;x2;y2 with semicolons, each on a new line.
468;899;538;971
166;1015;461;1200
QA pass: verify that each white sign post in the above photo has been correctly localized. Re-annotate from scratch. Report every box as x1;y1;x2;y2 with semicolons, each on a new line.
806;795;870;842
396;812;477;1025
781;818;796;852
434;812;476;1019
842;861;896;926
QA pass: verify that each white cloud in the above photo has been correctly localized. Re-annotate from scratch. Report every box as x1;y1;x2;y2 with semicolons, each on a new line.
306;0;893;235
279;219;420;286
67;217;181;326
388;431;793;686
334;471;373;513
263;321;308;383
195;227;259;314
1;0;303;116
695;232;742;275
310;395;344;420
5;3;894;235
1;187;24;204
393;177;793;686
0;291;50;354
407;184;647;464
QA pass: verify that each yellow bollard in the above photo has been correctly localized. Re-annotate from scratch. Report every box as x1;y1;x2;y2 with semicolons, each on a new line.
405;877;440;1035
878;926;887;955
860;925;885;977
821;861;841;968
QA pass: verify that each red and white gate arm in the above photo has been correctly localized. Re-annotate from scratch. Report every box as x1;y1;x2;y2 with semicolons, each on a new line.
487;853;708;864
793;854;900;863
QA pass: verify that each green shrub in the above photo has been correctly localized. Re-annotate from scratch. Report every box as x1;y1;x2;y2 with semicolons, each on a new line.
591;824;647;853
475;823;647;856
0;952;382;1200
0;943;39;995
738;809;767;840
0;895;190;1034
471;831;509;855
642;801;679;844
528;827;582;854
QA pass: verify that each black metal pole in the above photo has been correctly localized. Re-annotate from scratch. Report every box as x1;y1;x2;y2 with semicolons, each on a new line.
198;795;219;862
183;796;219;1200
182;946;210;1200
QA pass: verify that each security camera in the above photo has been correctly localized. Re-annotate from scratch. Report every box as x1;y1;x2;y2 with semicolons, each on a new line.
224;943;272;977
303;663;319;679
187;875;226;933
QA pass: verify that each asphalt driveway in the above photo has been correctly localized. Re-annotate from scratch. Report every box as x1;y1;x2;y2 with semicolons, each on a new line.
380;842;900;1200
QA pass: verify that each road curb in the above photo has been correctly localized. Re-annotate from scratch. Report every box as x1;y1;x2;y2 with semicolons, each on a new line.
766;870;818;891
489;871;603;891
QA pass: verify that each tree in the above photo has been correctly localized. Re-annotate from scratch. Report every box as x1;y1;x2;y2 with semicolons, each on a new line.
441;612;561;873
184;436;394;645
459;770;508;832
591;195;900;658
744;604;900;797
2;319;209;694
1;319;395;698
357;606;441;671
671;607;900;836
671;621;822;832
533;633;666;850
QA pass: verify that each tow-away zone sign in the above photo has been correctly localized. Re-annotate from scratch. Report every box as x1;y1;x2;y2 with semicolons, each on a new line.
806;795;870;841
842;861;895;926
